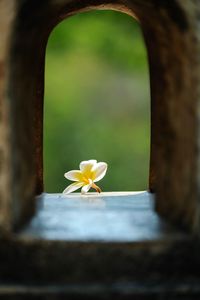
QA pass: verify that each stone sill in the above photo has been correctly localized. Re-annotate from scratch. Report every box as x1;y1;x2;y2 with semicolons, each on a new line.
21;191;184;242
0;192;199;290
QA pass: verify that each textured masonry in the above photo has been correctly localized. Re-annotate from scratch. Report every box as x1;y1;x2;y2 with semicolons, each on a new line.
0;0;200;233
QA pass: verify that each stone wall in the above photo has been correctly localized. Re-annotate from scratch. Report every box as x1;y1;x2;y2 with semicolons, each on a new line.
0;0;200;233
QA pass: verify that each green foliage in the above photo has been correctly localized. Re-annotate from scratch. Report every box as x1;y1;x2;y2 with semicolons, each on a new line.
48;10;148;73
44;10;150;192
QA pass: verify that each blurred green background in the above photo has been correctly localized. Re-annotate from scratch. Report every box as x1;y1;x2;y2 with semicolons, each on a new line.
44;10;150;193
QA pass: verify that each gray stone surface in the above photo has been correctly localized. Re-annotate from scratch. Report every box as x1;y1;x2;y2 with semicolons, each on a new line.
21;192;183;241
0;0;200;234
0;192;199;299
0;192;199;298
0;0;200;297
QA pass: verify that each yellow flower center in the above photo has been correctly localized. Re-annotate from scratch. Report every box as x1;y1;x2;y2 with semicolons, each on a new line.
82;176;91;184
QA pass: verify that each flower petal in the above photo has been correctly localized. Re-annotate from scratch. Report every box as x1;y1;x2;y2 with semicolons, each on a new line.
92;162;108;182
81;182;93;194
63;182;84;194
64;170;83;182
79;160;97;176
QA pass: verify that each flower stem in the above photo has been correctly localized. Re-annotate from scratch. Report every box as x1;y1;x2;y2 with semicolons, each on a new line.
92;183;102;193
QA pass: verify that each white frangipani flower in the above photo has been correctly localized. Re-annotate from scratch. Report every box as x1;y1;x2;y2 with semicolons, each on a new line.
63;160;108;195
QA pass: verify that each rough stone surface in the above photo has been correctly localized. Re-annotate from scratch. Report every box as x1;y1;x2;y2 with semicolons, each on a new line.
0;283;200;299
0;0;200;297
143;0;200;233
0;193;200;298
0;0;16;231
0;0;200;232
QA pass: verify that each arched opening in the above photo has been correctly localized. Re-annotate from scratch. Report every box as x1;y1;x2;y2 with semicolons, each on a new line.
6;0;197;232
44;10;150;193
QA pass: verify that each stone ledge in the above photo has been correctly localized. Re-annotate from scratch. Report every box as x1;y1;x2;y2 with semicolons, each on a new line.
0;281;200;299
0;193;199;286
20;192;184;242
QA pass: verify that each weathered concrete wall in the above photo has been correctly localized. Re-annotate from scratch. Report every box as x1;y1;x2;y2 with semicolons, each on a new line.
0;0;16;231
143;1;200;233
0;0;200;233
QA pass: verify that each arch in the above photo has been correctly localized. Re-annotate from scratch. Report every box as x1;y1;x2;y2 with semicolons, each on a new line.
3;0;200;232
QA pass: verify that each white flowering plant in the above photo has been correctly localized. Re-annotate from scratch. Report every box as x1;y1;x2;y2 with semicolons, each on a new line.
63;159;108;194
